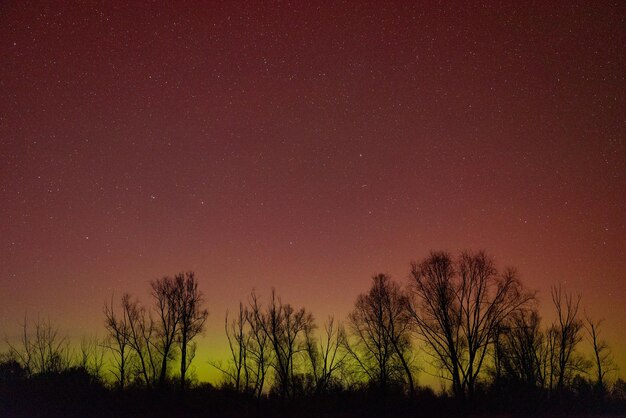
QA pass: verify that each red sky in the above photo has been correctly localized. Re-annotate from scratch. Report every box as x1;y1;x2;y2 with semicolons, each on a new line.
1;1;625;381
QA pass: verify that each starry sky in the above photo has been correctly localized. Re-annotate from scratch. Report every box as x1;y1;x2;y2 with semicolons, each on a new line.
1;1;625;381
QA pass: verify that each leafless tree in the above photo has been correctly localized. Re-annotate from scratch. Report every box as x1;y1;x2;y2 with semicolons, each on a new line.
258;289;314;399
78;336;106;381
123;294;158;387
494;309;546;388
173;272;208;390
151;275;182;387
213;291;273;398
345;274;416;394
223;302;250;392
6;315;71;376
5;316;34;376
106;272;207;389
304;315;347;394
548;285;585;393
408;251;534;399
584;315;616;394
104;295;134;389
213;302;250;391
246;291;273;398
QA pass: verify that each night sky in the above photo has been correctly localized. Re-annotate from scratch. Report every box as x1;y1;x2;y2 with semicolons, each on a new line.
1;1;625;380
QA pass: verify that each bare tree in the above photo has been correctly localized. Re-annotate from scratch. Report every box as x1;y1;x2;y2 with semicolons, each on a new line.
408;251;533;399
304;316;347;394
246;291;273;398
78;336;106;381
106;272;207;389
6;316;71;376
548;285;585;393
123;294;158;387
5;315;34;376
213;291;273;398
173;272;209;390
584;315;616;394
259;289;314;399
219;302;250;392
494;309;546;388
151;275;182;387
213;302;250;392
346;274;416;394
104;295;134;389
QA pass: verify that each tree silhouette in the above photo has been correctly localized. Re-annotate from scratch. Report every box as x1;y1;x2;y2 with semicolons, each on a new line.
173;272;208;390
151;276;182;387
104;295;134;389
304;315;347;394
493;308;546;388
259;288;314;398
217;289;315;397
408;251;534;399
215;290;274;398
122;293;159;387
547;285;586;393
6;316;71;376
77;336;106;383
221;301;250;392
245;291;273;397
2;260;623;417
345;274;415;395
584;315;616;394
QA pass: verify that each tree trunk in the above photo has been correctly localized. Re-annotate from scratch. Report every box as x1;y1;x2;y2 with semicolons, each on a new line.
180;331;187;390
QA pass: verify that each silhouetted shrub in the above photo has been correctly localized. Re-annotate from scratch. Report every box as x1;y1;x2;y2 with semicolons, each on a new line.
0;358;26;384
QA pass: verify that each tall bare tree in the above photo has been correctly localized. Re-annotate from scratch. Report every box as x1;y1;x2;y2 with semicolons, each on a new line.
123;294;158;387
214;291;273;398
78;336;106;382
104;295;134;389
346;274;415;394
494;308;546;388
6;316;71;376
408;251;533;399
220;302;250;392
259;289;314;398
246;291;273;398
584;315;615;394
304;316;347;394
173;272;208;389
548;285;585;393
151;275;182;387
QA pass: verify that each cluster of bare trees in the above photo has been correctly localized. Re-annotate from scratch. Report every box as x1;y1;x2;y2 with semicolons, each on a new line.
494;285;616;396
345;274;416;395
213;289;345;399
340;251;536;399
408;251;535;399
103;271;208;390
7;318;73;376
3;316;106;381
217;250;617;400
1;252;618;402
6;316;72;376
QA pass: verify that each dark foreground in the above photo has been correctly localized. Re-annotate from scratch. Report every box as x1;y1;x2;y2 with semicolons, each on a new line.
1;370;625;417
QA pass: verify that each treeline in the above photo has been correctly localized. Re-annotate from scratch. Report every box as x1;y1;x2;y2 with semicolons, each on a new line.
1;251;625;417
211;251;624;407
2;272;207;390
102;271;208;390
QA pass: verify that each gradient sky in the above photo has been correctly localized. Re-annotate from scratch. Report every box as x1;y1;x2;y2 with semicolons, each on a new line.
1;1;625;382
